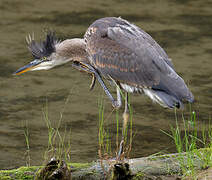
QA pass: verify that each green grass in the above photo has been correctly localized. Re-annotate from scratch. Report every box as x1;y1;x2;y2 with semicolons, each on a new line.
22;120;31;167
98;91;134;160
42;98;72;164
20;86;212;179
19;91;71;165
162;108;212;178
22;94;73;168
98;97;112;159
0;166;39;180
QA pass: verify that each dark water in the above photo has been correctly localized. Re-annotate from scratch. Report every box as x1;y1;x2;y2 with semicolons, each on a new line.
0;0;211;169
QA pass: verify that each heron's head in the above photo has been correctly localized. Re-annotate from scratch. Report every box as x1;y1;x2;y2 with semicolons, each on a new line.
14;32;87;75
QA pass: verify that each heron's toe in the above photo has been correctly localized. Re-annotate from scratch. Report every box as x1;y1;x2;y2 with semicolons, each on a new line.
112;101;122;109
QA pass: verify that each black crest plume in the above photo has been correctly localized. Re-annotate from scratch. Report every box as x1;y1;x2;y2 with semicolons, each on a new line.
26;32;58;59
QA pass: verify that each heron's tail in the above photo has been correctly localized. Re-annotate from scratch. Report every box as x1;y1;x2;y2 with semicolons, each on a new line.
148;72;194;109
153;90;183;108
143;88;193;109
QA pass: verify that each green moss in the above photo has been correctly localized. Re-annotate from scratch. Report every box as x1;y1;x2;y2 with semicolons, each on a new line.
0;162;92;180
0;176;12;180
68;162;91;169
0;166;39;180
132;171;144;179
148;153;178;162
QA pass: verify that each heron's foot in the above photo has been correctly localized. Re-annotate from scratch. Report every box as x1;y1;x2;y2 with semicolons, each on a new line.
89;74;96;91
72;61;93;74
73;61;121;109
72;62;97;91
112;100;122;109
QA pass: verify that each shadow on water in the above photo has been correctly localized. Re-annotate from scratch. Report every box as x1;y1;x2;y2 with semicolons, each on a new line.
0;0;211;170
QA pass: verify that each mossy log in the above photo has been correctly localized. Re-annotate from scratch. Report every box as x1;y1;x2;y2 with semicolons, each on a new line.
0;148;211;180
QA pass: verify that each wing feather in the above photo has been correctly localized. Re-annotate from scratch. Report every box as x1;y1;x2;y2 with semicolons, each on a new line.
85;17;194;102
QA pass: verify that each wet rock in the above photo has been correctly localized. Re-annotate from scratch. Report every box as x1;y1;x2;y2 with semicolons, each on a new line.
36;158;71;180
111;162;133;180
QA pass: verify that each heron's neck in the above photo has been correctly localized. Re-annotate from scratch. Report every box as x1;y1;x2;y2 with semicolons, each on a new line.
56;38;89;64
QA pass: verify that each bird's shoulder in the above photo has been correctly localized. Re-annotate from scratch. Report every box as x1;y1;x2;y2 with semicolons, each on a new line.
84;17;177;87
85;17;173;68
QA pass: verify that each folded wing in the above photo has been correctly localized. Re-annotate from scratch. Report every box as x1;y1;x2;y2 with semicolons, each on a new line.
85;17;194;107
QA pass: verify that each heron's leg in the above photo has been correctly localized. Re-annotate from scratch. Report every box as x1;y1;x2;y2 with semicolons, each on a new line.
116;86;122;108
118;92;129;159
123;92;129;137
95;72;121;108
72;62;121;108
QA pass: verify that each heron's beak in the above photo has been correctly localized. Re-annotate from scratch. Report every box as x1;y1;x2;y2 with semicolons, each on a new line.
13;59;43;75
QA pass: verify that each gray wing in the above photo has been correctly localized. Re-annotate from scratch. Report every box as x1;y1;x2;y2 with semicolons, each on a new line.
85;17;193;102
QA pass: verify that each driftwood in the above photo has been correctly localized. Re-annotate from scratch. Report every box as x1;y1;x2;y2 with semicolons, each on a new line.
0;148;211;179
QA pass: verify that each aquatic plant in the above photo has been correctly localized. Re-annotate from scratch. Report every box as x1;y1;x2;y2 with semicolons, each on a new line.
98;91;134;160
162;108;212;178
42;94;72;164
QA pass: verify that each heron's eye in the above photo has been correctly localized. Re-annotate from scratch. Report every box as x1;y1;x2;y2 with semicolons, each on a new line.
42;57;47;61
42;56;50;61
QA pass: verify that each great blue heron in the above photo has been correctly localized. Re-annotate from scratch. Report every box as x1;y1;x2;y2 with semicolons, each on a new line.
14;17;194;157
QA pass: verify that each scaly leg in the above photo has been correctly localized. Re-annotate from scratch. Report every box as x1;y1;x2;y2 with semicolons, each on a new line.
117;92;129;159
123;92;129;137
116;86;122;108
73;62;131;159
72;62;121;108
